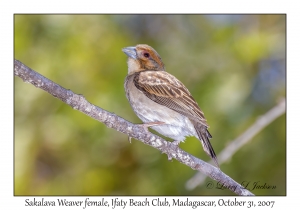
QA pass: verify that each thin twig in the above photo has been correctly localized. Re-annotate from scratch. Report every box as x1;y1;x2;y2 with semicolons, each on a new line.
14;59;254;196
186;98;286;190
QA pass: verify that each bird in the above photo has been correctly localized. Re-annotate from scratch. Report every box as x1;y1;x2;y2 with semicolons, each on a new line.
122;44;219;168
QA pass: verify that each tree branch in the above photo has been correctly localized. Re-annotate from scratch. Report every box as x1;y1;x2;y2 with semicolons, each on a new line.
186;98;286;190
14;59;254;196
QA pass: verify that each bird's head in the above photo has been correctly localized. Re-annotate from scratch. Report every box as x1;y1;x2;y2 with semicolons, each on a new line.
122;44;165;74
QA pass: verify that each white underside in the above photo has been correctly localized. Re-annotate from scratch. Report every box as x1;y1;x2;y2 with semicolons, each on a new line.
125;76;198;141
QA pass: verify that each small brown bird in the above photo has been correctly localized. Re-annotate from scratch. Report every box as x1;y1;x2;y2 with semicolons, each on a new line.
122;44;219;168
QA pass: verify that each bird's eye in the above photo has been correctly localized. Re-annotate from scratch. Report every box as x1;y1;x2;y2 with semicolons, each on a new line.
143;52;150;58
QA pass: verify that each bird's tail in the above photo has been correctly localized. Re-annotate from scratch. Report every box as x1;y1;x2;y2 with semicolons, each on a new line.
194;125;219;168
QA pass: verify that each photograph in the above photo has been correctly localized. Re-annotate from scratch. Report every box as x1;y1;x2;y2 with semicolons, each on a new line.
14;14;286;196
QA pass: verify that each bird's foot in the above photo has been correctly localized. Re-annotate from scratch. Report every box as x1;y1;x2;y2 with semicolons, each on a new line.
170;140;181;150
167;153;173;161
166;141;181;161
139;121;165;132
128;136;132;143
171;140;181;147
143;121;165;128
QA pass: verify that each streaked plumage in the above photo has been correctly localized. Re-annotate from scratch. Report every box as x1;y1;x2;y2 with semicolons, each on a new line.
123;44;219;167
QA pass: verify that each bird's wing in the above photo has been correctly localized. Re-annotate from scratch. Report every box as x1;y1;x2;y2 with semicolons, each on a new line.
135;70;219;167
134;70;208;127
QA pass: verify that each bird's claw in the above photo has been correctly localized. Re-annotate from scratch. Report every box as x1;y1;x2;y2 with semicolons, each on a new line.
166;141;181;161
142;121;165;128
167;153;173;161
171;140;181;147
128;136;132;143
139;121;165;132
170;140;181;150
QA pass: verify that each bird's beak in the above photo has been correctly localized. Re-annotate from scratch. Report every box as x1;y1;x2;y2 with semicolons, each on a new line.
122;46;137;59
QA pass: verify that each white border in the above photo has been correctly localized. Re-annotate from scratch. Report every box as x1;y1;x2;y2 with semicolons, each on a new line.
2;0;297;209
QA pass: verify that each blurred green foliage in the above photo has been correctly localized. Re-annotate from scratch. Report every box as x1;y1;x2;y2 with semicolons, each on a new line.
14;15;286;195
